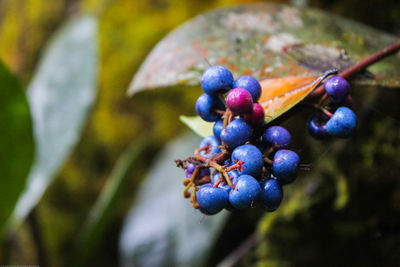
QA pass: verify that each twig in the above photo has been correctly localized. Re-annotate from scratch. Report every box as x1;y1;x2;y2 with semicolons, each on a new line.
311;41;400;98
216;232;259;267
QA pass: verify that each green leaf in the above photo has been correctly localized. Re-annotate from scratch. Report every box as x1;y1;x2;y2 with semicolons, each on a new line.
9;15;98;226
0;61;34;238
179;115;213;138
119;133;228;267
128;3;400;95
74;135;153;266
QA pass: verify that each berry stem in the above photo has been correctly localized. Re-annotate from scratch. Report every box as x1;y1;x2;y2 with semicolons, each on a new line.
222;171;234;188
311;41;400;98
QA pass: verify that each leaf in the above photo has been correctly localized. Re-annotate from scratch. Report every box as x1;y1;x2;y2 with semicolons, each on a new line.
74;135;153;266
179;115;213;138
259;75;321;123
128;3;400;95
119;133;228;267
9;15;98;226
0;61;34;238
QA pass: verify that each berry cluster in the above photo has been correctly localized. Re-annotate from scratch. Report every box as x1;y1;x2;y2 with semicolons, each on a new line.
175;66;357;215
308;76;357;139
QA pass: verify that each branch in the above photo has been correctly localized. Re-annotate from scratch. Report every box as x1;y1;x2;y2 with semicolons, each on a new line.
216;232;258;267
311;41;400;98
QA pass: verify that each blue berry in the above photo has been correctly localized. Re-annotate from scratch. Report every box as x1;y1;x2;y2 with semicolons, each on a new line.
201;65;234;95
307;114;329;140
325;106;357;138
197;184;229;215
263;126;291;148
233;75;262;102
199;136;221;158
195;93;225;122
213;120;223;141
272;149;299;185
324;76;350;103
229;175;261;209
231;144;263;178
259;179;283;211
220;118;253;148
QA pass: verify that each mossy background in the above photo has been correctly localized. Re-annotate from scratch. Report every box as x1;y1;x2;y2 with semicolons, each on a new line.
0;0;399;266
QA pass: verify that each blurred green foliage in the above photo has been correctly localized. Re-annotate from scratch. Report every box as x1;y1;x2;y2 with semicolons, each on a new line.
0;0;399;266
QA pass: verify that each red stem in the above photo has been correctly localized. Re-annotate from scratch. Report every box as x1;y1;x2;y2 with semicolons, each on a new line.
311;41;400;98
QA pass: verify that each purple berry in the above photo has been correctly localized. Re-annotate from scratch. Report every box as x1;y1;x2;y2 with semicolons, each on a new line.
186;164;210;178
233;75;262;102
263;126;291;148
324;76;350;103
185;163;196;178
259;179;283;211
243;103;265;125
201;65;234;95
199;167;210;178
272;149;299;185
220;118;253;148
231;144;263;178
195;93;225;122
226;88;253;114
213;120;223;141
229;175;261;209
197;184;228;215
325;106;357;138
307;114;329;140
199;136;221;158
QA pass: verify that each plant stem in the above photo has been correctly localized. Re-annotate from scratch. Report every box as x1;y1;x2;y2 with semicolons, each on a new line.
311;41;400;98
216;232;258;267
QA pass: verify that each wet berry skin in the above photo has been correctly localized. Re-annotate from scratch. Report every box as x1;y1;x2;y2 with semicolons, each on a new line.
259;179;283;211
307;114;329;140
229;175;261;209
243;103;265;125
213;120;223;141
233;75;262;102
195;93;225;122
197;184;229;215
263;126;291;148
273;149;299;185
201;65;234;95
231;144;264;178
220;118;253;148
324;76;350;103
325;106;357;138
199;136;221;158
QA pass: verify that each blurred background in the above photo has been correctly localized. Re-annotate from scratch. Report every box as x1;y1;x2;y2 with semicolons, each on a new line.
0;0;399;266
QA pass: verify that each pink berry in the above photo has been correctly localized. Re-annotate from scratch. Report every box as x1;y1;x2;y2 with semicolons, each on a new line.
243;103;265;125
226;88;253;114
